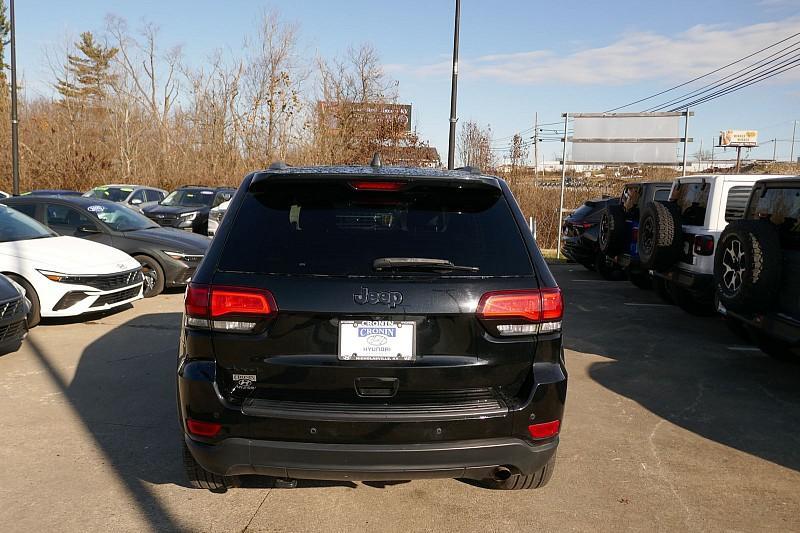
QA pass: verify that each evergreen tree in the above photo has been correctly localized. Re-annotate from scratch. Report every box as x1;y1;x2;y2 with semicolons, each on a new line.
56;32;118;104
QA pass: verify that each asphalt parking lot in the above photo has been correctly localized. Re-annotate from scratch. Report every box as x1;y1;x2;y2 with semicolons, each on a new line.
1;263;799;532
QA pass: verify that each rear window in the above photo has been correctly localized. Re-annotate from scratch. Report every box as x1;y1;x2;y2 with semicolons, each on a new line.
724;186;752;222
219;181;534;277
670;182;709;226
748;186;800;251
570;204;596;220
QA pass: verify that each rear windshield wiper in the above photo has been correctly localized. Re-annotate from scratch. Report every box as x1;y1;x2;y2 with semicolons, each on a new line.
373;257;479;272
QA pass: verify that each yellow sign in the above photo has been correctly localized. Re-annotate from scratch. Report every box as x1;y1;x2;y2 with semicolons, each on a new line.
719;130;758;147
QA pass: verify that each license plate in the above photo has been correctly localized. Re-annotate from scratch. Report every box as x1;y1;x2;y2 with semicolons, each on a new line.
338;320;416;361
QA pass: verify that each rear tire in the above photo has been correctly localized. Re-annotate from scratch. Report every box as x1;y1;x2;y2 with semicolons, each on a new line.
714;220;782;314
638;201;682;272
594;252;618;280
482;456;556;490
668;283;715;316
182;441;240;492
7;275;40;328
598;204;626;255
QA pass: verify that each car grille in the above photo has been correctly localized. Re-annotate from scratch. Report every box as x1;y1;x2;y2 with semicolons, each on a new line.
148;214;180;226
63;269;143;291
0;297;22;320
90;286;141;308
0;320;25;342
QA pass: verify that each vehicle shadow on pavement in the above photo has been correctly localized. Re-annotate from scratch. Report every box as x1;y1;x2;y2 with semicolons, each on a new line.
27;313;185;531
559;265;800;473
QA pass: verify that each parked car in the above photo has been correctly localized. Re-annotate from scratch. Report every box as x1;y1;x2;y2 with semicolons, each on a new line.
22;190;82;197
0;204;143;326
637;174;791;314
143;186;234;235
1;196;209;298
0;191;9;199
0;273;30;356
715;177;800;361
598;181;672;288
561;197;619;275
207;199;230;237
178;163;566;491
83;184;167;211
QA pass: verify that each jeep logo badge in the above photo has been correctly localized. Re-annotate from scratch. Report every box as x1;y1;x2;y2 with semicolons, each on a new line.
354;287;403;308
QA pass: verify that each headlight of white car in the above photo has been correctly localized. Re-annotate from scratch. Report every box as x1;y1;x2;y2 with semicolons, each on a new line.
37;269;72;282
180;211;198;222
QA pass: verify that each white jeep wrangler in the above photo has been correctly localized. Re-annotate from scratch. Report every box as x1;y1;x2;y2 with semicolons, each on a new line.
636;174;791;314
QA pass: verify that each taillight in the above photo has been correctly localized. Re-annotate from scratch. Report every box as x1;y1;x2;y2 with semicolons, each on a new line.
349;180;406;191
476;288;563;336
693;235;715;256
186;418;221;437
185;283;277;332
528;420;560;439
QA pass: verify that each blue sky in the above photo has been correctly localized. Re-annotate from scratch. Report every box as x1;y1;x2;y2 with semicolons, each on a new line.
14;0;800;163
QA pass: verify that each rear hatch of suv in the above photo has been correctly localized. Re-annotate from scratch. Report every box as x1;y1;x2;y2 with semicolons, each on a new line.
193;173;561;443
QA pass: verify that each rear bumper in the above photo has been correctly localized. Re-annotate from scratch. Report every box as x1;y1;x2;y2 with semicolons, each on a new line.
720;304;800;345
561;236;595;263
655;267;713;291
185;433;558;480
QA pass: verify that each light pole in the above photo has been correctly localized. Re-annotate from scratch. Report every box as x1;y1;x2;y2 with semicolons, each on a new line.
446;0;460;170
9;0;19;195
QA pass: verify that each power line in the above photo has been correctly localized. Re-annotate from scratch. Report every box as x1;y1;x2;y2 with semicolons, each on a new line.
667;57;800;110
605;31;800;112
645;43;800;111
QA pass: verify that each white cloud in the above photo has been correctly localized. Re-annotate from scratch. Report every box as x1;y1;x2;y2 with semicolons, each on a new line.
389;18;800;86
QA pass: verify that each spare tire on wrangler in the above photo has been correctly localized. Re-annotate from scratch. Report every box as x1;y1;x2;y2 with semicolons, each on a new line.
598;204;627;255
638;201;682;272
714;219;782;314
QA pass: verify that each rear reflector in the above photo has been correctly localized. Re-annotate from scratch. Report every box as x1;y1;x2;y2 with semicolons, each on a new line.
477;288;563;322
349;180;406;191
528;420;560;439
186;419;221;437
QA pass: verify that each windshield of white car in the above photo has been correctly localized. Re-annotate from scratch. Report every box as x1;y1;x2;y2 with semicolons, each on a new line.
83;202;160;232
161;189;215;207
84;187;132;203
0;205;57;242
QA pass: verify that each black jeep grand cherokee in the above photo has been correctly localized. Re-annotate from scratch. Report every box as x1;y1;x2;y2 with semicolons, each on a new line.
178;163;567;491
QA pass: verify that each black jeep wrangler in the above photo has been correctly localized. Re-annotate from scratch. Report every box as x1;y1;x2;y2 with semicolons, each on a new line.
715;177;800;361
598;181;672;289
178;162;567;491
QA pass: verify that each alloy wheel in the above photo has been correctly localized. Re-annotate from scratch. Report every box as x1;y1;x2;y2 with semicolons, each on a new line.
721;237;746;293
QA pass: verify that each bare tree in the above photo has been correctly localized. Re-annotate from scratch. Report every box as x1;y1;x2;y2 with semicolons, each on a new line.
457;120;494;170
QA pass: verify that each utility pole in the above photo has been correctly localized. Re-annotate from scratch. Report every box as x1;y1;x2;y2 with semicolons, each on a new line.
681;109;690;177
710;138;715;169
556;113;568;260
773;138;778;162
533;112;538;185
10;0;20;195
791;120;797;163
446;0;460;170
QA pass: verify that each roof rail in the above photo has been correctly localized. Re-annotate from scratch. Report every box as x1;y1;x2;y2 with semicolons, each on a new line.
269;161;289;171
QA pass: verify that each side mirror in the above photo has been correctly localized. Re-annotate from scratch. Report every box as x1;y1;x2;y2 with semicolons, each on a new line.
78;224;101;234
130;198;143;205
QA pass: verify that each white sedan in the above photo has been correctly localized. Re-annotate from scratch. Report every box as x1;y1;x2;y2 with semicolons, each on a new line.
0;204;143;326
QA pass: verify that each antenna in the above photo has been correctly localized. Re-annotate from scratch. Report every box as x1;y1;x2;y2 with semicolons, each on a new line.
370;152;383;168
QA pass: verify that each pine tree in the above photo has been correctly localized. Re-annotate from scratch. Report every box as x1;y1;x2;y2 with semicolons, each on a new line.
56;32;119;105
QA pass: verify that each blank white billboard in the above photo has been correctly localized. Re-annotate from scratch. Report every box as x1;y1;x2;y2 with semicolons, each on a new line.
571;113;683;164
